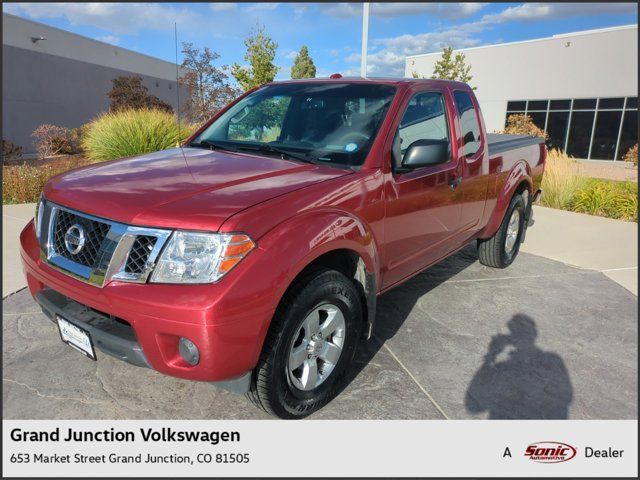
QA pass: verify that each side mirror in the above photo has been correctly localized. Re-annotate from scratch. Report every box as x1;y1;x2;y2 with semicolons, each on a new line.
401;139;449;169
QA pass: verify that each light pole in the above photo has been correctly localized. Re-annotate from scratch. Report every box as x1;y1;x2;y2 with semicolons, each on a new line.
360;2;370;77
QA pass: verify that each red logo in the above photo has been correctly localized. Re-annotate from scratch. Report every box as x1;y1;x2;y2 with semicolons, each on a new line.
525;442;577;463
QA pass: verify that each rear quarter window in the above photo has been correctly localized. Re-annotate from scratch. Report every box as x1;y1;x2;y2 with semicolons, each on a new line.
453;91;482;157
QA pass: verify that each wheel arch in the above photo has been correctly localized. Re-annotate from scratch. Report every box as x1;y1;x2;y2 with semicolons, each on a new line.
480;161;532;239
285;248;377;340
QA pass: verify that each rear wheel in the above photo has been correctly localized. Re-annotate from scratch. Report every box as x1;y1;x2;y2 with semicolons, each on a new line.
478;193;526;268
247;266;362;419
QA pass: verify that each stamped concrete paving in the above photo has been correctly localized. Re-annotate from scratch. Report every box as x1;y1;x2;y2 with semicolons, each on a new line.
3;246;637;419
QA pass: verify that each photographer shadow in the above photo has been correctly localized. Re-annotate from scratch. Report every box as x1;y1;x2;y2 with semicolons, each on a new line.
465;314;573;419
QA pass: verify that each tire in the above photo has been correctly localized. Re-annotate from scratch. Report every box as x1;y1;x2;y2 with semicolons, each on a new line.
247;266;363;419
477;193;526;268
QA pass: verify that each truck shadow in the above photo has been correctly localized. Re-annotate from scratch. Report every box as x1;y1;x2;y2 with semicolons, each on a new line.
338;243;573;420
338;243;479;397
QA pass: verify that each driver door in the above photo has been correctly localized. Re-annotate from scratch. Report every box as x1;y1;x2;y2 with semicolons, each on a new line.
382;88;464;289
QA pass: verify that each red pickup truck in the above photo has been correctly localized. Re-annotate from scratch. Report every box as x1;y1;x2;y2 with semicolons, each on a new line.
21;77;545;418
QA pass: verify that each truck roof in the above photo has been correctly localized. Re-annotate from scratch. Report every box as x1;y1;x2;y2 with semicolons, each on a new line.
268;76;471;89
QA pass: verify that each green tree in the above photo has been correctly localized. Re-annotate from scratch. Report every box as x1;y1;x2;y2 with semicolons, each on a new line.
231;25;279;91
430;47;475;88
291;45;316;79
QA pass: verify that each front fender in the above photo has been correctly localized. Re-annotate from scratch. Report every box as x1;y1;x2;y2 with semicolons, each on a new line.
258;210;380;331
263;210;379;286
480;161;532;239
215;209;380;366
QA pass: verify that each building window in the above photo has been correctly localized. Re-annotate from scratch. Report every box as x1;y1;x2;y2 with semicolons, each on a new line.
507;101;526;111
618;110;638;160
591;110;622;160
546;111;570;151
504;96;637;161
567;111;595;158
549;99;571;110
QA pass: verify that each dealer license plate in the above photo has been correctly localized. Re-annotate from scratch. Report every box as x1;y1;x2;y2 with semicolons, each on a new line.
56;315;96;360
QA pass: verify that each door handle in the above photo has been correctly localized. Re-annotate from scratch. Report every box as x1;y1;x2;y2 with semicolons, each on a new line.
448;176;462;191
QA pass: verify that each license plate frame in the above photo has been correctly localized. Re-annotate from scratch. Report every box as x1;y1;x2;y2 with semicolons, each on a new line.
56;315;97;361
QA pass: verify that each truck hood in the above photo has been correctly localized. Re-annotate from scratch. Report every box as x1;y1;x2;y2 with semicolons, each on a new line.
44;147;351;231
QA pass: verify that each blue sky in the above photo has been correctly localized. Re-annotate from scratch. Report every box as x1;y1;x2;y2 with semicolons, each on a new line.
5;2;638;79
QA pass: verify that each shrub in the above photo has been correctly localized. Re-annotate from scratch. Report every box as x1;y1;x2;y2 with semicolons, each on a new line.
108;75;173;113
2;139;23;163
31;124;79;159
69;125;87;155
623;144;638;165
540;149;583;210
502;114;548;140
82;108;196;161
3;157;92;204
572;179;638;222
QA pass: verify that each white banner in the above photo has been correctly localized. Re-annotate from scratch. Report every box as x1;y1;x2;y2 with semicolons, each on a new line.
2;420;637;477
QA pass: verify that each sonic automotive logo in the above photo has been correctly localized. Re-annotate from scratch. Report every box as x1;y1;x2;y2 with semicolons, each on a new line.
525;442;577;463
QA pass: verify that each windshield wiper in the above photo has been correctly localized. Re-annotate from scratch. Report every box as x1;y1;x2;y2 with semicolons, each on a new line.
189;140;238;153
236;144;316;165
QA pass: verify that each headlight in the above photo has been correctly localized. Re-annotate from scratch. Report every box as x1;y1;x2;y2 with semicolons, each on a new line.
150;231;255;284
34;196;45;240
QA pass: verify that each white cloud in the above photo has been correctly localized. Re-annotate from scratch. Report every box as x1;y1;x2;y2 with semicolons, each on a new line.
210;3;237;12
5;3;199;35
349;25;483;76
322;3;487;20
482;2;637;23
95;34;121;45
293;5;307;20
245;3;280;12
284;50;298;60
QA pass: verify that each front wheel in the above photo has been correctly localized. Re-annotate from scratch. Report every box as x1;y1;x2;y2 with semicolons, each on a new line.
477;193;526;268
247;267;363;419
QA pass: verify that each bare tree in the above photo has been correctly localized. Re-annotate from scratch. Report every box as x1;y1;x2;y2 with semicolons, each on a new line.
179;42;241;124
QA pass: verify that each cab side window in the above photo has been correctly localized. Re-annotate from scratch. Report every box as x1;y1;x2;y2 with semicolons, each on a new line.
453;91;481;157
394;92;450;168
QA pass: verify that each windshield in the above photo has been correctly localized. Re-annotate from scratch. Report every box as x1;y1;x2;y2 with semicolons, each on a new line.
191;82;396;167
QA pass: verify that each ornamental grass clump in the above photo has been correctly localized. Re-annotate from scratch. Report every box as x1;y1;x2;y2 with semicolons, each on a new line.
540;148;583;210
82;108;195;161
572;179;638;222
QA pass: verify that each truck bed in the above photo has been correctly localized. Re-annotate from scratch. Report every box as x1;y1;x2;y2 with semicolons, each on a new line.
487;133;544;156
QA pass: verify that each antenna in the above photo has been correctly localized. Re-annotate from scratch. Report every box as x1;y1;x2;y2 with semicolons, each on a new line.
174;22;186;156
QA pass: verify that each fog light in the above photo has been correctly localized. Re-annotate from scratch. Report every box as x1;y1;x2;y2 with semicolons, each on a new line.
178;337;199;366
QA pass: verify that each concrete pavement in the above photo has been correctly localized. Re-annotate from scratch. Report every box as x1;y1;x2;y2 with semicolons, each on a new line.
2;203;34;297
521;206;638;295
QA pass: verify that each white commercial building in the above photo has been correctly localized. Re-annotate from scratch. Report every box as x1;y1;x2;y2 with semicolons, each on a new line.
405;25;638;161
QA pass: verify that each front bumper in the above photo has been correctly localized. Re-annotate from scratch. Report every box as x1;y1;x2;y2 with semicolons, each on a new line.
20;221;273;392
36;287;151;368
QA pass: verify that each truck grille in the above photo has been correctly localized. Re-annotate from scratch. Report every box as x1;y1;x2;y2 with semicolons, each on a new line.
39;201;171;287
52;209;110;267
125;235;157;274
